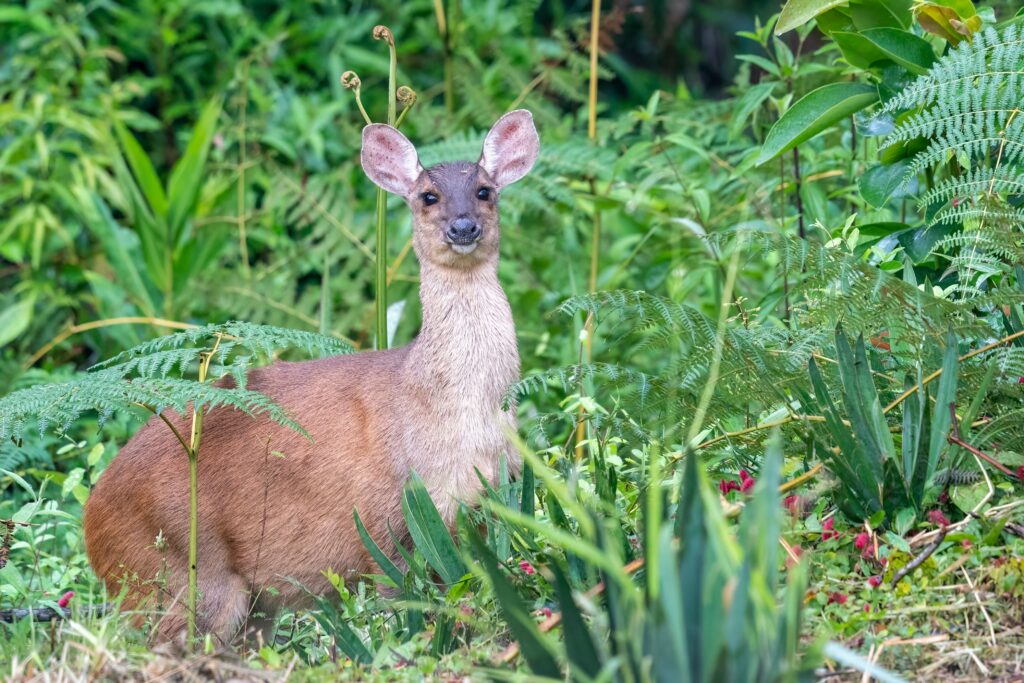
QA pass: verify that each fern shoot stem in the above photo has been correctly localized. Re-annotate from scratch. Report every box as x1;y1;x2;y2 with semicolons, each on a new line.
370;25;399;350
375;188;388;349
576;0;602;462
183;333;220;648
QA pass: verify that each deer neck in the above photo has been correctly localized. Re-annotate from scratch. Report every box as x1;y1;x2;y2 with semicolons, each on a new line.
406;259;519;404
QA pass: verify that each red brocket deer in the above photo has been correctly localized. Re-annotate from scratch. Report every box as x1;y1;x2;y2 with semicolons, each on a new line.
83;110;540;642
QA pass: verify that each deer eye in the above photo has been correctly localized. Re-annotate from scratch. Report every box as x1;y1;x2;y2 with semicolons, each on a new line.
476;187;491;201
422;192;439;206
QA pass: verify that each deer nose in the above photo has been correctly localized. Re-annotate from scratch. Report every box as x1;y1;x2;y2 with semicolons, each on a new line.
446;218;481;245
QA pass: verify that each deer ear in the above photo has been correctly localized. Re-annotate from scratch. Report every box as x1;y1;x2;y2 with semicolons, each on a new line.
361;124;423;197
479;110;540;189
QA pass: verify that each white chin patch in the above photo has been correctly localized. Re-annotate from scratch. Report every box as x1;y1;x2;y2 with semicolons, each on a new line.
450;243;478;255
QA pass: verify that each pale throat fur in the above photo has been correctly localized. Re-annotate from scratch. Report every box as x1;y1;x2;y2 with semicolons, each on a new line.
402;247;521;521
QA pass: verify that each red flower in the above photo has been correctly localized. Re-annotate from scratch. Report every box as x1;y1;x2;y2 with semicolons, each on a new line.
821;517;839;541
518;560;535;575
938;490;950;504
854;532;869;549
863;604;872;612
927;509;950;527
1017;465;1024;481
57;591;74;609
739;470;755;493
961;539;972;549
718;479;740;495
827;592;848;605
867;575;882;588
782;495;803;517
540;607;553;618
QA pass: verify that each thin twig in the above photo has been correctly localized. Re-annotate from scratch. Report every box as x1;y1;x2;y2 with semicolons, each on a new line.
961;567;997;648
948;403;1019;480
24;317;197;369
891;528;947;586
884;329;1024;413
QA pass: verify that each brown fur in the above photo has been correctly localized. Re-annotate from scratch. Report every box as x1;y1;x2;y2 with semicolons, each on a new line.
83;111;539;642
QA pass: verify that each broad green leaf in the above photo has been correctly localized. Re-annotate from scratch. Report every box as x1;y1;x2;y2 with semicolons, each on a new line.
401;472;465;585
859;159;915;207
0;296;34;347
757;83;878;164
859;28;935;73
850;0;909;29
777;0;849;34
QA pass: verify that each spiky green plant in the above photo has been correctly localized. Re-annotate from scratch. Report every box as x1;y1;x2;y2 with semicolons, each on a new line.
469;434;819;682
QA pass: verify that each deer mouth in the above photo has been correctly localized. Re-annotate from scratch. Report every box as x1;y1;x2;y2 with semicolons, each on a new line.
449;241;479;255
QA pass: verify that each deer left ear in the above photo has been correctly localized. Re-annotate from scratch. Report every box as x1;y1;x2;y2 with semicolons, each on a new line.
479;110;540;190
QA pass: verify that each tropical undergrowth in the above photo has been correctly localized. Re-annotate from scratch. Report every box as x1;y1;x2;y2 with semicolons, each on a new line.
4;0;1024;681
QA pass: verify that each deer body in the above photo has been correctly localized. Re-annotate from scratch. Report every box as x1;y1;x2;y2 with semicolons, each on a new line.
83;111;539;641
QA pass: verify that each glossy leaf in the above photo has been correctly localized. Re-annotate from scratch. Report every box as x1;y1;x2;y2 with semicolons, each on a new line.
757;83;878;164
776;0;849;34
859;159;915;207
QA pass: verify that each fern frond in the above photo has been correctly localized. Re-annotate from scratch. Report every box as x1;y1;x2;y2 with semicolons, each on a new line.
882;25;1024;114
0;371;304;443
93;321;350;374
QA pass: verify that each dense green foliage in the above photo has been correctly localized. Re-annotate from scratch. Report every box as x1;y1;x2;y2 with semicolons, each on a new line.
3;0;1024;680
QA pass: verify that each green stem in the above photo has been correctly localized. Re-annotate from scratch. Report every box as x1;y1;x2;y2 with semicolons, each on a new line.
375;188;388;349
186;447;199;646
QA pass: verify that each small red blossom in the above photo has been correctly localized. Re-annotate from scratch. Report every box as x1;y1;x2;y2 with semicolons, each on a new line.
821;517;839;541
927;509;951;527
57;591;74;608
782;495;804;517
719;479;740;495
1018;376;1024;384
739;470;755;493
938;490;950;504
961;539;972;549
518;560;535;575
854;532;869;549
863;604;872;612
827;592;848;605
540;607;553;618
1017;465;1024;481
867;575;882;588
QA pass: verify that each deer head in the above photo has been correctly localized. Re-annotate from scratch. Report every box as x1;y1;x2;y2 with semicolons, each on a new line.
361;110;540;271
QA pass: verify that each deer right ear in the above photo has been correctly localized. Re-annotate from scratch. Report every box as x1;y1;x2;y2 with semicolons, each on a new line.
361;124;423;197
